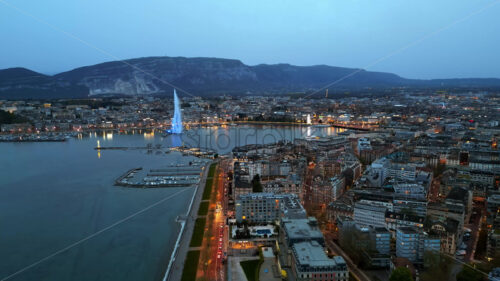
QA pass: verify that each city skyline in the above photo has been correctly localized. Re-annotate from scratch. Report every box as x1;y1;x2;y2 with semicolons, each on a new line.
2;1;500;281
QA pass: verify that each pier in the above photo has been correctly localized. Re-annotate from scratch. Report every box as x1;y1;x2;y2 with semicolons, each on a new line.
114;165;204;188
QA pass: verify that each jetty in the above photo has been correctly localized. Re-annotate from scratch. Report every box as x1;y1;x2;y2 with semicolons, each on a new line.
114;164;204;188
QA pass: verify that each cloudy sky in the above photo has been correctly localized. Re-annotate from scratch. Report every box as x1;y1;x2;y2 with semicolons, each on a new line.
0;0;499;79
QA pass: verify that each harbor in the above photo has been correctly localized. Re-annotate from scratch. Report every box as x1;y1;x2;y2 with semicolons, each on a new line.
0;133;76;142
115;164;205;188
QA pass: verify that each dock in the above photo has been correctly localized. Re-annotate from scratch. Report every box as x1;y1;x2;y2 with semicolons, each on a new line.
114;165;204;188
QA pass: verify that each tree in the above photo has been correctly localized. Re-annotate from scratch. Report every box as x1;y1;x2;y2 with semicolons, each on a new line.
433;163;446;177
456;265;483;281
252;174;263;192
0;110;29;125
420;252;453;281
338;226;375;268
400;207;415;217
389;267;413;281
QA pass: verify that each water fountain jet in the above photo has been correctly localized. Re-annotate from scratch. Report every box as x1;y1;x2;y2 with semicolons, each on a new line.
166;89;183;134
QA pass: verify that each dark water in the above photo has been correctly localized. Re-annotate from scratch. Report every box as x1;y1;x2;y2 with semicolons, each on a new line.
0;125;339;281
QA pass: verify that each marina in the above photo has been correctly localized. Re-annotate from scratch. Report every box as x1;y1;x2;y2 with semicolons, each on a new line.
115;164;205;188
0;133;75;142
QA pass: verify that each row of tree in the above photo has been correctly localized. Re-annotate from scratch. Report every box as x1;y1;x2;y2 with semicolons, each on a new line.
0;110;29;125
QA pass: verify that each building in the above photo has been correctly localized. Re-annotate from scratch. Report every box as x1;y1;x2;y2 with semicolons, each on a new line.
330;176;346;201
280;217;324;247
392;197;428;218
353;201;387;229
337;216;356;243
385;211;425;238
445;186;473;223
263;176;302;198
291;240;349;281
392;183;427;199
396;227;420;262
327;200;354;223
488;229;500;259
372;227;391;255
280;217;325;266
422;234;441;257
427;202;465;236
235;193;306;223
396;227;441;263
358;137;372;152
426;218;460;255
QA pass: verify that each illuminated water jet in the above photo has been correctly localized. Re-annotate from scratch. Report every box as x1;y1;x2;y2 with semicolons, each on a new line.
166;89;183;134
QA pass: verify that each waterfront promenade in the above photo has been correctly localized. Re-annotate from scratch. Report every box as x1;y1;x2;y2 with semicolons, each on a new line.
164;160;212;281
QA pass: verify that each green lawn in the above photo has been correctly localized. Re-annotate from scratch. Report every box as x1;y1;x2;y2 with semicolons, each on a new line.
208;163;216;178
180;250;201;281
202;178;213;200
202;163;217;200
198;201;209;216
240;259;260;281
189;218;206;247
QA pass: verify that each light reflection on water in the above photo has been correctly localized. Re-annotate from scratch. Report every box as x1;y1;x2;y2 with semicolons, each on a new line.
89;125;342;155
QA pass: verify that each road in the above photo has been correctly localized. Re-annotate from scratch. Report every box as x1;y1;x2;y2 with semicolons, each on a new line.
324;233;372;281
428;174;442;202
465;205;484;262
197;160;229;281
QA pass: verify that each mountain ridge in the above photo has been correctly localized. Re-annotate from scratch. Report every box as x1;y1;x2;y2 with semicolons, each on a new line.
1;56;500;99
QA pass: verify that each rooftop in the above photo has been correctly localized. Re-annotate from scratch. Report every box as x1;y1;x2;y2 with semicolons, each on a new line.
293;240;345;267
398;226;419;234
282;217;324;241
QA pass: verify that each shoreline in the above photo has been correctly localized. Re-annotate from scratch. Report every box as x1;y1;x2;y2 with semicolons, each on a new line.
0;121;369;140
162;184;196;281
161;161;211;281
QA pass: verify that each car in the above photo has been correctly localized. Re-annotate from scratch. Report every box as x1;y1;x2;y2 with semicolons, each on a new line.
217;254;221;259
219;238;222;242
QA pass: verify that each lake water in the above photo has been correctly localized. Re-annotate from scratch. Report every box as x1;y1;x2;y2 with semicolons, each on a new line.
0;125;340;281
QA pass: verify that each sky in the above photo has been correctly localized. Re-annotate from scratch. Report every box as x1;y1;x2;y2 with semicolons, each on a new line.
0;0;499;79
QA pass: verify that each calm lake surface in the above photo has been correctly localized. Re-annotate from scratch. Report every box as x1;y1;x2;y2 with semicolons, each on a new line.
0;125;340;281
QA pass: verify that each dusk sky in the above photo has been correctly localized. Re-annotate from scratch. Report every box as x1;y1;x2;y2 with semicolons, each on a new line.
1;0;499;79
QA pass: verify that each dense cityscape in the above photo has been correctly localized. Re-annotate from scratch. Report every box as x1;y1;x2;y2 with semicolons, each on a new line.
2;90;500;281
2;1;500;281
